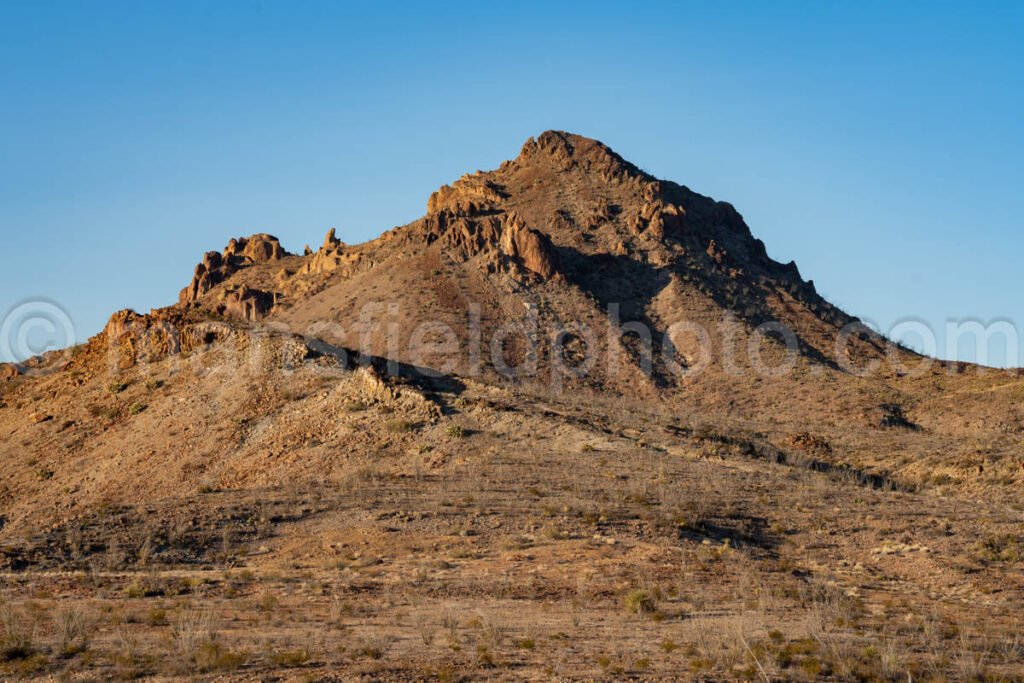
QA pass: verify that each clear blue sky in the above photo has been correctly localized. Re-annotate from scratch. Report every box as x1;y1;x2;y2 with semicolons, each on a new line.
1;1;1021;366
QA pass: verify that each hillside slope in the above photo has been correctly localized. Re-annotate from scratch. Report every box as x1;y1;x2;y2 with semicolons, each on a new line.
0;132;1021;681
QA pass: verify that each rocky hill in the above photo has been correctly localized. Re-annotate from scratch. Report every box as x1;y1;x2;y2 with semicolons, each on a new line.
0;132;1021;681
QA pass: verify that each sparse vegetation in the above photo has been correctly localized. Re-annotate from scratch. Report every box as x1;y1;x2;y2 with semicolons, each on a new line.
53;605;92;656
623;589;657;615
383;418;415;433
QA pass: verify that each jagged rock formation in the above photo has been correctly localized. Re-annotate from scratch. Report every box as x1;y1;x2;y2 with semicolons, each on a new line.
178;233;289;321
178;233;287;304
298;228;361;276
421;208;559;279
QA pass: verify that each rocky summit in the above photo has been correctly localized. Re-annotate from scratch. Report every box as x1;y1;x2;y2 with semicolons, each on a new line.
0;132;1022;681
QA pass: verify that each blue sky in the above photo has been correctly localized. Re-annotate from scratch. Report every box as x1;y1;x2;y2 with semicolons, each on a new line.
1;1;1021;365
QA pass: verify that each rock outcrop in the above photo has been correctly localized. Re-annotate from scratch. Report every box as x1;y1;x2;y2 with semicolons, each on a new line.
420;208;559;280
427;175;507;216
499;211;559;278
297;228;362;276
0;363;20;383
179;234;288;306
220;285;276;322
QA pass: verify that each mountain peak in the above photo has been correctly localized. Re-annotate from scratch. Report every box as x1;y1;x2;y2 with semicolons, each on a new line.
513;130;649;183
164;131;870;392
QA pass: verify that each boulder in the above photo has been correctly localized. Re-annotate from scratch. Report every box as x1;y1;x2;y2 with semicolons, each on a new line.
499;212;560;279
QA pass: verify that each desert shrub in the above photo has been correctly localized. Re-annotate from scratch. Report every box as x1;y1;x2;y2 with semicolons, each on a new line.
479;615;507;648
127;402;147;415
257;593;279;612
144;379;164;391
146;608;168;626
476;644;496;667
107;382;128;394
383;419;415;433
0;603;35;661
623;589;657;615
271;646;311;666
954;631;988;682
973;534;1022;563
123;578;163;599
53;606;92;656
88;404;118;420
195;641;249;672
171;606;216;660
351;642;384;660
445;424;466;438
344;400;368;412
413;613;435;646
441;609;459;642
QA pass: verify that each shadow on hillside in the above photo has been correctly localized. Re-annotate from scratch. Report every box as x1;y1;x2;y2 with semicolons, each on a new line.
690;427;910;492
555;244;845;374
678;515;778;551
306;338;466;397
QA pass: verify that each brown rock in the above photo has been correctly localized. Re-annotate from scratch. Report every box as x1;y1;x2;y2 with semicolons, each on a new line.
220;285;276;322
499;212;559;279
427;175;506;216
240;234;287;263
179;234;288;306
706;240;729;268
0;363;20;382
322;228;342;252
102;308;190;368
